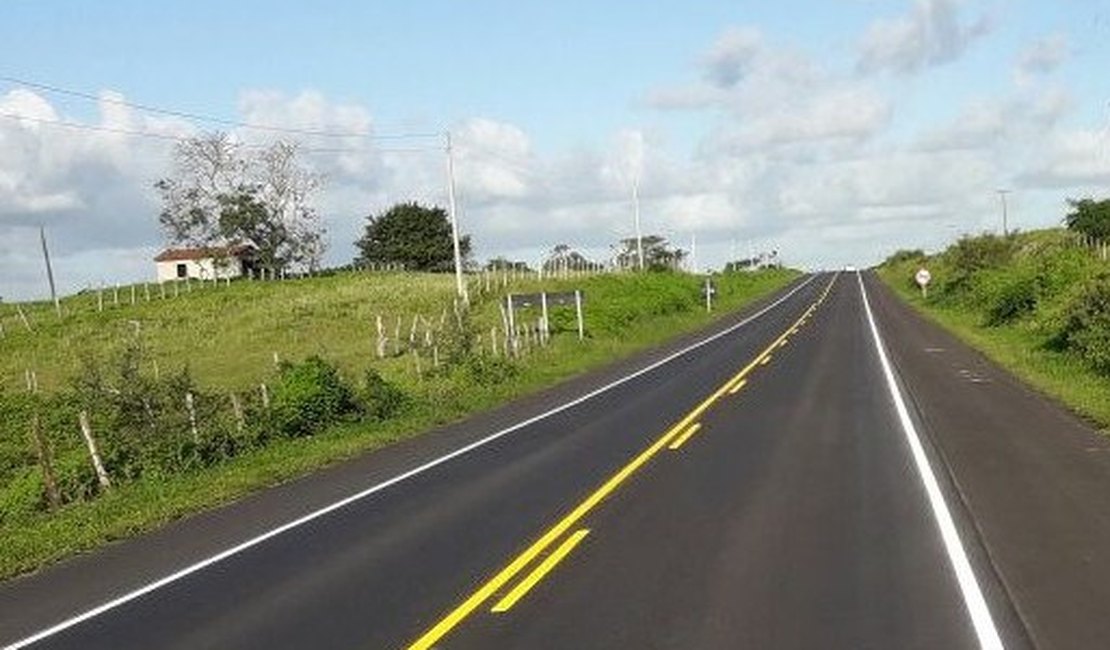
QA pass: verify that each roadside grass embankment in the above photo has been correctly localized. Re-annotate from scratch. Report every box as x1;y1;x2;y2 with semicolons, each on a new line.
0;267;797;580
878;229;1110;429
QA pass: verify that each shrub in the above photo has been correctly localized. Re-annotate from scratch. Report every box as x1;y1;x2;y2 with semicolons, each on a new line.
458;354;518;386
980;270;1040;326
939;234;1018;301
268;356;359;437
883;249;926;266
1057;273;1110;375
358;368;408;420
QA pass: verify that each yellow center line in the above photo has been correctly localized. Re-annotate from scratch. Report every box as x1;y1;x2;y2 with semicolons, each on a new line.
759;354;772;366
727;378;748;395
491;529;591;613
667;423;703;450
404;273;840;650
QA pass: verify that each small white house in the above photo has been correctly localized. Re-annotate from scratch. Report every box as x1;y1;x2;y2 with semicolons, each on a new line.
154;244;257;282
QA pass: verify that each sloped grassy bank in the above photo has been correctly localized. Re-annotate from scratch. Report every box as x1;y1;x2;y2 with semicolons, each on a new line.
0;268;797;580
878;229;1110;429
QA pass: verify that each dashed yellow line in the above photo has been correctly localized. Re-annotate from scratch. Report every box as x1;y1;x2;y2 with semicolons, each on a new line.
668;423;703;450
491;529;591;613
727;378;748;395
404;273;840;650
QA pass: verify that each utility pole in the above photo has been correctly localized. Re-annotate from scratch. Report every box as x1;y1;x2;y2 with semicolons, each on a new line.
690;233;698;274
632;176;644;271
997;189;1010;237
39;225;61;318
445;131;468;304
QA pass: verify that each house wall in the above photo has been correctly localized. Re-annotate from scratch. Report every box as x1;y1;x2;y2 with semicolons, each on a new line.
156;257;244;282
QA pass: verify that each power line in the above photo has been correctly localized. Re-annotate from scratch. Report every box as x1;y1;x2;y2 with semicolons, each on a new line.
0;111;443;155
0;74;441;140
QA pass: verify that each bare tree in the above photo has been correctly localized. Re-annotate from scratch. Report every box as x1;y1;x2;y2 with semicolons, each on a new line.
155;132;245;248
254;141;326;270
155;133;327;271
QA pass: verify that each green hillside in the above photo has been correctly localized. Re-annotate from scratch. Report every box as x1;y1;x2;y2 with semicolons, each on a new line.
878;228;1110;427
0;267;797;579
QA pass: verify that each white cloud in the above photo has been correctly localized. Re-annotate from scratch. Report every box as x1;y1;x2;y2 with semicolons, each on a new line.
856;0;992;75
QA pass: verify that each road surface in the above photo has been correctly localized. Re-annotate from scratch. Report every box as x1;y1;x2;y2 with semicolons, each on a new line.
4;271;1110;649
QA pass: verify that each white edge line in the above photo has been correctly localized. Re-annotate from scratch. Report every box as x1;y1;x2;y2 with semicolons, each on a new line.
4;274;819;650
857;271;1004;650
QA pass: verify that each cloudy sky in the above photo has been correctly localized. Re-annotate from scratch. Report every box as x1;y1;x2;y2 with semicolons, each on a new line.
2;0;1110;300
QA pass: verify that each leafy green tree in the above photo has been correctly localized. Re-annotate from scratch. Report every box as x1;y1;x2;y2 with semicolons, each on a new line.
217;188;289;272
542;244;602;273
1065;198;1110;241
615;235;685;271
354;202;472;271
484;257;531;272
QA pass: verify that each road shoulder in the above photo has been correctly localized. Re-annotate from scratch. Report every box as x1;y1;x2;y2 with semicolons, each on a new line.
868;273;1110;650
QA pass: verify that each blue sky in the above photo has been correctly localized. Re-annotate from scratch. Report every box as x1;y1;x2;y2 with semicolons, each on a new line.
2;0;1110;298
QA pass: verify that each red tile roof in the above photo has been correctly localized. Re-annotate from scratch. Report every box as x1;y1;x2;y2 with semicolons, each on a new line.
154;244;255;262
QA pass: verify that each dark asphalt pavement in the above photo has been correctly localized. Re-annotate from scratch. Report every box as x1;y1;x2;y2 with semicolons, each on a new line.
3;271;1107;649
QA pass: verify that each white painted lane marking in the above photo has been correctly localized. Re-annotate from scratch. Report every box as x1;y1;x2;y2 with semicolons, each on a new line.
857;272;1005;650
3;275;819;650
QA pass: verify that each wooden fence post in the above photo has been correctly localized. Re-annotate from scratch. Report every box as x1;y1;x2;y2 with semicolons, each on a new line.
230;393;245;435
575;290;585;341
16;304;33;331
185;392;200;443
78;410;111;490
376;315;387;358
30;413;61;510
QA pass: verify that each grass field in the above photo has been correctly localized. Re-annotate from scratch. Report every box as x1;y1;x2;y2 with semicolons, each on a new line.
0;267;798;579
878;228;1110;429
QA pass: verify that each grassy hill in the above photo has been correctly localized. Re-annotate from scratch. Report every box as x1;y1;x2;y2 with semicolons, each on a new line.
0;267;798;579
878;228;1110;427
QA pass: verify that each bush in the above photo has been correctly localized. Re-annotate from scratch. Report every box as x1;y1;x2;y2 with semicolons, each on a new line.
268;356;359;437
458;354;518;386
358;368;408;420
979;270;1040;326
1057;273;1110;375
884;249;926;266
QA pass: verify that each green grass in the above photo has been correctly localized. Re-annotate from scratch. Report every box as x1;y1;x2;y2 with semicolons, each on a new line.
0;268;798;580
878;230;1110;430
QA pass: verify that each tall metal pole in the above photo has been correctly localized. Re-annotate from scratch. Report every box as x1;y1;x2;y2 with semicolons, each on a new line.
632;176;644;271
997;189;1010;236
445;131;468;304
39;225;61;318
690;233;698;274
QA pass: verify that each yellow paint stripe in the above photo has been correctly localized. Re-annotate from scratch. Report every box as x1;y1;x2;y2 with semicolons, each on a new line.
404;273;840;650
777;338;788;349
727;378;748;395
759;354;772;366
490;529;590;613
668;423;703;450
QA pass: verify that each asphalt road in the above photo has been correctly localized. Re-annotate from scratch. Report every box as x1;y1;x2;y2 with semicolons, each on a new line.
3;271;1109;649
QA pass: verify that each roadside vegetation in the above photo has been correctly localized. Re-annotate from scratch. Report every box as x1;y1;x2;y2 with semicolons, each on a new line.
877;199;1110;429
0;266;796;580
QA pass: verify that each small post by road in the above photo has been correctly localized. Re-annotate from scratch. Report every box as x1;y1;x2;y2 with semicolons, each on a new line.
540;291;550;345
704;277;714;313
575;290;584;341
506;294;517;355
